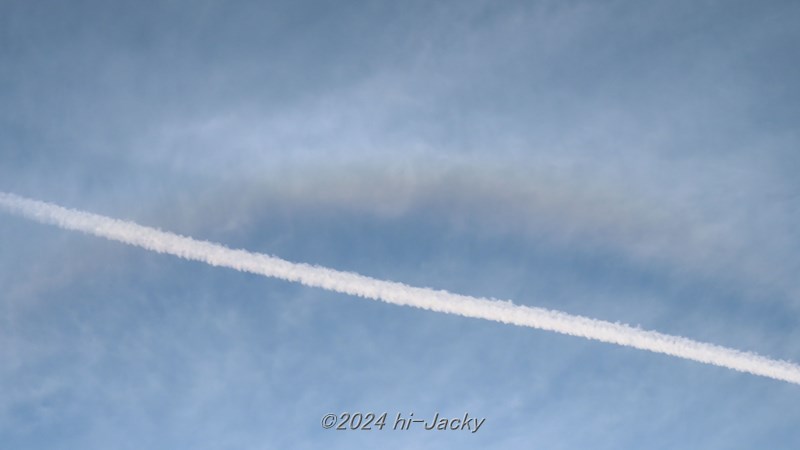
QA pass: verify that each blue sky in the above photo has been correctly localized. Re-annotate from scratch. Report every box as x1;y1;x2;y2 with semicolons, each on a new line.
1;0;800;448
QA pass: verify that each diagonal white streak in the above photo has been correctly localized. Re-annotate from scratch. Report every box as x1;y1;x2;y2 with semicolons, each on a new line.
2;191;799;385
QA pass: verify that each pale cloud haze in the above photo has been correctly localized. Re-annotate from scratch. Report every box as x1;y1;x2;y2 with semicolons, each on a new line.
2;0;800;448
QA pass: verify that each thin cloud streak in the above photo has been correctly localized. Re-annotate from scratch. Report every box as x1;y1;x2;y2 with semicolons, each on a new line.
2;192;799;385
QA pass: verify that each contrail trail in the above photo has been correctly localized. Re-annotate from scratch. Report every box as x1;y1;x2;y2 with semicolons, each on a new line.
1;192;799;385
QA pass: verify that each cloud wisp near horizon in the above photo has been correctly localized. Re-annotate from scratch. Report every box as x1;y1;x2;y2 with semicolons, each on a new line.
3;191;798;386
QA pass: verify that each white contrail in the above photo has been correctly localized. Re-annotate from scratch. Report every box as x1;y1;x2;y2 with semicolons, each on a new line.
1;192;799;385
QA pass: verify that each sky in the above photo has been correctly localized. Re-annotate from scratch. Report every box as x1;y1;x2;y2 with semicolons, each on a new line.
1;0;800;448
